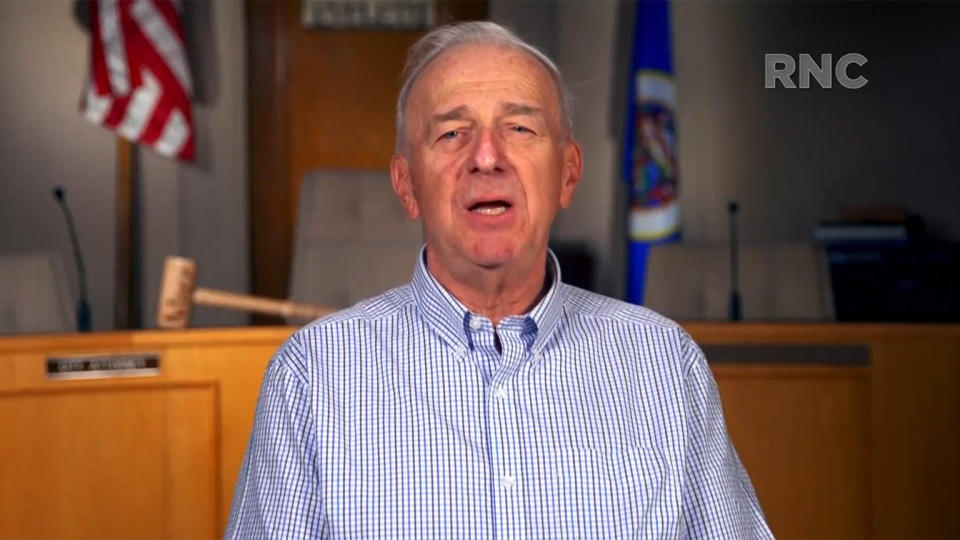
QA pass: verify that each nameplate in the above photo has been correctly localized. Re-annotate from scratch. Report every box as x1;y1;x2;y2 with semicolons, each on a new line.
45;354;161;380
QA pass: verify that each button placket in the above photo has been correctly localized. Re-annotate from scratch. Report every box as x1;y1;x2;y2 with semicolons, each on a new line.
485;320;533;536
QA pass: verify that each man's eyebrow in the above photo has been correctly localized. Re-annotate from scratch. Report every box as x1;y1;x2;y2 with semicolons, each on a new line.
430;106;469;125
500;103;544;117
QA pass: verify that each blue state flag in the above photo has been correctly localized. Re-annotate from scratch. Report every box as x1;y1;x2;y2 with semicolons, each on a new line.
624;0;681;305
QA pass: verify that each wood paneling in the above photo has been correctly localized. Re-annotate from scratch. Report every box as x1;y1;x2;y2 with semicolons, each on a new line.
687;323;960;539
0;328;286;537
869;338;960;537
0;383;219;539
0;324;957;537
247;1;485;313
714;366;871;539
247;1;294;317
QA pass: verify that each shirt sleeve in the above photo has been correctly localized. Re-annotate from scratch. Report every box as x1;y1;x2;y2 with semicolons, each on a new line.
225;340;325;539
679;336;774;539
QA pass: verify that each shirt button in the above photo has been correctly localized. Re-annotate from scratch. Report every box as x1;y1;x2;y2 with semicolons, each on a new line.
501;475;515;489
532;351;543;362
469;317;483;330
494;385;508;400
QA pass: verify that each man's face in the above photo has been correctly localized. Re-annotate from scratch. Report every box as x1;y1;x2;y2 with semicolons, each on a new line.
391;44;582;273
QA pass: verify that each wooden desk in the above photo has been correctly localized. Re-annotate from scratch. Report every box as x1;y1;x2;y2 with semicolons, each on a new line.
0;328;285;539
0;324;957;539
690;324;960;539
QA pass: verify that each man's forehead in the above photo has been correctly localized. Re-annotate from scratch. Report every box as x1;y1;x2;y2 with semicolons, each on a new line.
431;103;545;122
408;43;558;112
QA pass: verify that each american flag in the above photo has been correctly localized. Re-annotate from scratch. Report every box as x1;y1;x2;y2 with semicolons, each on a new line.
81;0;194;161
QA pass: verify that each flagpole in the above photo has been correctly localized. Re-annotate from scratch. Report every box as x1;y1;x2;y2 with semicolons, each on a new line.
114;137;137;330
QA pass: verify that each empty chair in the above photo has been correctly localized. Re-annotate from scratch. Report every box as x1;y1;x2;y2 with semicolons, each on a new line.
643;242;835;321
288;170;423;318
0;252;76;334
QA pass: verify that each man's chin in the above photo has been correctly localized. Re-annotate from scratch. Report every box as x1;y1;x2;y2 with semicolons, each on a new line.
467;240;520;270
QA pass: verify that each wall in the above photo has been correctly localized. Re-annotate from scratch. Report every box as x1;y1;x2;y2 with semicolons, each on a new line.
488;0;556;59
142;0;248;328
517;0;960;296
552;1;624;298
0;0;246;332
672;1;960;244
0;0;116;331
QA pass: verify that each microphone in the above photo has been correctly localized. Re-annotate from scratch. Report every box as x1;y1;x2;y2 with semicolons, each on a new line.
728;201;742;322
52;186;91;332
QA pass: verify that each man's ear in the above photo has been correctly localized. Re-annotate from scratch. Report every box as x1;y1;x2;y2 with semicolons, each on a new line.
559;141;583;209
390;153;420;219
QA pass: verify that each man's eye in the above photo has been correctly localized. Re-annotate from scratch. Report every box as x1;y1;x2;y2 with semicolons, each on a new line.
440;131;459;140
510;125;533;134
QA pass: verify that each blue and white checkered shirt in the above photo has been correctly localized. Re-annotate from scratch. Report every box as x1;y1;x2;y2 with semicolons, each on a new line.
226;249;773;539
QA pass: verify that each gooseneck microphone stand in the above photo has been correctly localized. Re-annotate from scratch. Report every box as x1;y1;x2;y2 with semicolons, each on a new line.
53;186;91;332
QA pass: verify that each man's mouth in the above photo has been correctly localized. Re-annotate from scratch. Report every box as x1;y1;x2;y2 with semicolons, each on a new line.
469;200;512;216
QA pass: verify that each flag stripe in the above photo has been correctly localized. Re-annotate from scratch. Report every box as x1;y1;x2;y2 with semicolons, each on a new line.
88;0;112;96
154;109;190;158
80;0;194;161
83;77;112;123
154;0;188;45
116;68;161;140
98;0;130;95
130;0;192;94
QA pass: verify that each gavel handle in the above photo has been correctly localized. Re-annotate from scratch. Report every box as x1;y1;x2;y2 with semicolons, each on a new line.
192;288;334;321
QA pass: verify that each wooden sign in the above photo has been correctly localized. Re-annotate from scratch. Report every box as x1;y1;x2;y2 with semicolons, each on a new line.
301;0;435;30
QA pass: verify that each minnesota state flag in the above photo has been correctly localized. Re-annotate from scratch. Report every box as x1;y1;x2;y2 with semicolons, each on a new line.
624;0;680;305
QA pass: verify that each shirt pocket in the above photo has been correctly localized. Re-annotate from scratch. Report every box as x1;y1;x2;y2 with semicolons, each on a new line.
614;445;674;535
545;445;668;537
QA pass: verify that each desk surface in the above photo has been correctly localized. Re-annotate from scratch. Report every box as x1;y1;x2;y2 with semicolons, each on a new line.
2;321;959;350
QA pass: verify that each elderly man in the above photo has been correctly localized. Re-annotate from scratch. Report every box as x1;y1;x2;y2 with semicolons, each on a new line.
227;22;772;539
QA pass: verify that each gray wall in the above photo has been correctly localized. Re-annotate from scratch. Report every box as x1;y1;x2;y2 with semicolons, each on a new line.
501;0;960;296
141;0;248;328
0;0;116;331
0;0;247;331
672;1;960;244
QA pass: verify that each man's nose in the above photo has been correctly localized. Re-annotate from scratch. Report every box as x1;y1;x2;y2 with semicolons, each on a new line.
466;128;505;174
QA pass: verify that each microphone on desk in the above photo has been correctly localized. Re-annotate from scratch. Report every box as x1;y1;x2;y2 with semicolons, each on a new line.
52;186;91;332
728;201;742;322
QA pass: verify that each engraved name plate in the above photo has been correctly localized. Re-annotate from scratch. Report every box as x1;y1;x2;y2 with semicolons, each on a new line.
45;354;161;380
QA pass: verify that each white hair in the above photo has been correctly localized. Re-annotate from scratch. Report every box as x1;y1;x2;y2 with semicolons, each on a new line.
395;21;573;153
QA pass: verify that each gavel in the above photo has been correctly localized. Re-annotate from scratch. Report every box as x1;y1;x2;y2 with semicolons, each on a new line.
157;256;335;328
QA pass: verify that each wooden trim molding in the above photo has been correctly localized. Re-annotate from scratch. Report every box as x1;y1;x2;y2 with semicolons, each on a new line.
247;1;294;324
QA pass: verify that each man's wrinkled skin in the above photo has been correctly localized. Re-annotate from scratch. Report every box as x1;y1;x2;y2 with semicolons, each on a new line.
391;43;583;325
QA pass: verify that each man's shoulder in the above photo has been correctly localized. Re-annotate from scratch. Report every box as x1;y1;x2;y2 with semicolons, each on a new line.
268;284;415;380
558;283;683;332
297;283;415;333
557;284;705;373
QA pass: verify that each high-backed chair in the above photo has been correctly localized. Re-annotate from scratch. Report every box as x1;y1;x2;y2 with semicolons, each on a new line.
643;242;835;321
288;170;423;316
0;252;76;334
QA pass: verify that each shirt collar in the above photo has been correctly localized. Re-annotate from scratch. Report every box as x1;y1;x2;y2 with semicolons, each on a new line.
410;245;564;354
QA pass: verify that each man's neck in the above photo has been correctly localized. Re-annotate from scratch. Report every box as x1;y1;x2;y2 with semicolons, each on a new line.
425;248;549;327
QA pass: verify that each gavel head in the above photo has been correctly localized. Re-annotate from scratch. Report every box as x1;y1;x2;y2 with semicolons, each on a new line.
157;256;197;329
